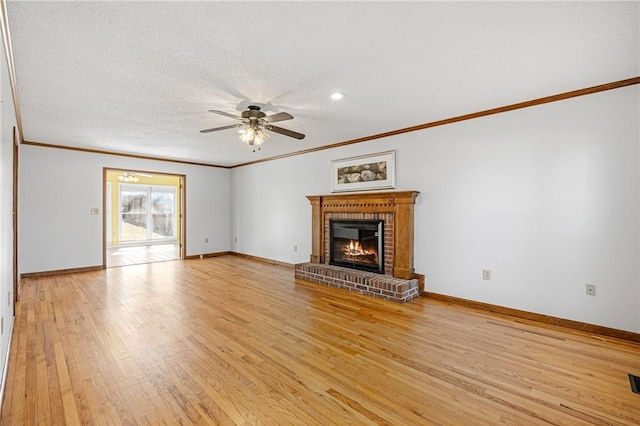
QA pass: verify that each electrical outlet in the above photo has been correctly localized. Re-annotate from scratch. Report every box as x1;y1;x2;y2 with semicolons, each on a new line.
90;208;99;215
234;236;238;243
7;291;10;306
586;284;596;296
482;269;491;280
204;237;209;244
294;245;298;252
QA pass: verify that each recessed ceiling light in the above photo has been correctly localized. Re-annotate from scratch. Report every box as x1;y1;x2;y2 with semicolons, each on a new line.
330;92;345;100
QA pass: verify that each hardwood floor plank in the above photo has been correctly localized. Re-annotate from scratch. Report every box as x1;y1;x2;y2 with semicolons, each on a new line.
2;256;640;425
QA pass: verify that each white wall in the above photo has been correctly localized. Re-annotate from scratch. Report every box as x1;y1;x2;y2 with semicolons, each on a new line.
231;85;640;333
230;153;325;262
0;37;16;398
19;146;230;273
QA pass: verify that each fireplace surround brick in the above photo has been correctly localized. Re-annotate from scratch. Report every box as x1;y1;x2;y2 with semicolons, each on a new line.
324;212;393;275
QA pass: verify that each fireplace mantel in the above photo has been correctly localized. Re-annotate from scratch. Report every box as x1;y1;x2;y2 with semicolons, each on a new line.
306;190;420;279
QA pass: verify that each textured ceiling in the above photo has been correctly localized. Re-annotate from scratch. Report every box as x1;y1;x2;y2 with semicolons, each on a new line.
6;1;639;167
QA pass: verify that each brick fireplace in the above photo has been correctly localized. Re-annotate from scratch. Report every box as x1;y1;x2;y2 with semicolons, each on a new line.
295;190;421;302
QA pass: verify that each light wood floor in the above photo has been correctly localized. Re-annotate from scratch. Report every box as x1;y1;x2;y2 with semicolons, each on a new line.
2;256;639;425
106;242;180;268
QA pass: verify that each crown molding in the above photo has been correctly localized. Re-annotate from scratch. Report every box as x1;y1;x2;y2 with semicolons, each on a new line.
21;140;230;169
232;76;640;168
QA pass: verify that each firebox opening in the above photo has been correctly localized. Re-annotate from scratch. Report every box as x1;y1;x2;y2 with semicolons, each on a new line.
329;219;384;274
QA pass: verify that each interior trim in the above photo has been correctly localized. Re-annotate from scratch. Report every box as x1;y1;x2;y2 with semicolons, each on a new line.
181;176;187;260
102;169;107;268
204;251;230;258
12;127;18;304
233;76;640;168
21;140;230;169
424;291;640;344
20;265;104;279
186;251;293;267
184;251;231;260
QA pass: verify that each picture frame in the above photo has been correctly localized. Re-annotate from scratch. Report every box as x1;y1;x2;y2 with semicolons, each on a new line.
331;150;396;193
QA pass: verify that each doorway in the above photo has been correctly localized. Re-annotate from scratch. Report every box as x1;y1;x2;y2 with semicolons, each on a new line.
104;169;185;268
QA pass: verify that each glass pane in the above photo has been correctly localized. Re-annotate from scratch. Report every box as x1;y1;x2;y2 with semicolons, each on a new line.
121;190;147;214
151;189;175;239
120;187;149;242
152;214;174;239
151;191;174;214
121;213;148;241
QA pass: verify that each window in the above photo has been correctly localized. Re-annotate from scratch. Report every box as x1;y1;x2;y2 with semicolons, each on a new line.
119;184;176;242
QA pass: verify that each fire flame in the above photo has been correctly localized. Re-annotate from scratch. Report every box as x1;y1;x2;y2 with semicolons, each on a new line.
345;240;368;257
337;239;378;266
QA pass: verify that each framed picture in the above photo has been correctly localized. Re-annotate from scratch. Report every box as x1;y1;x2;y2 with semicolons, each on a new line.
331;150;396;193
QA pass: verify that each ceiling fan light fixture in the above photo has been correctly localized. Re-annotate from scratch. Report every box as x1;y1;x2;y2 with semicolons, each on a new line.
118;172;139;183
239;126;269;146
202;105;304;151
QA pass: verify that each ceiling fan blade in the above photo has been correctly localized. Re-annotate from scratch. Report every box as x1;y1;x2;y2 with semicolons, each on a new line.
266;125;305;140
208;110;242;120
263;112;293;123
200;123;244;133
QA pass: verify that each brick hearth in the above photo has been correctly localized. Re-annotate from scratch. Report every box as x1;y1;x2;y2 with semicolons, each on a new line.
295;263;419;303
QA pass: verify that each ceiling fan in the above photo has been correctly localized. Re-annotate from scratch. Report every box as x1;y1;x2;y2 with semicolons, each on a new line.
200;105;305;151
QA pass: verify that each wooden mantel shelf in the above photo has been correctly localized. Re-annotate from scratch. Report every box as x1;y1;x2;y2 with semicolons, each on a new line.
306;190;419;208
306;190;420;280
